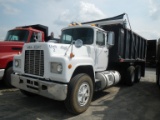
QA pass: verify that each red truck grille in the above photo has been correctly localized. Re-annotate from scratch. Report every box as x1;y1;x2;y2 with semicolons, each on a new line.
24;50;44;76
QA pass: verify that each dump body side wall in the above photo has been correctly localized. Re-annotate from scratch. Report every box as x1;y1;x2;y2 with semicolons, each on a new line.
102;24;147;64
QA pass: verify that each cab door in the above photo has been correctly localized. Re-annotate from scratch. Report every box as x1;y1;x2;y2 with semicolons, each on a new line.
94;30;108;71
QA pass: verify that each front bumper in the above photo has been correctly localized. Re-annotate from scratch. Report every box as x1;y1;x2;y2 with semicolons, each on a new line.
11;74;68;101
0;69;5;80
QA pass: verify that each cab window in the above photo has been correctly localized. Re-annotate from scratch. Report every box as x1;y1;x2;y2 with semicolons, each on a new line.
96;31;105;46
30;32;37;42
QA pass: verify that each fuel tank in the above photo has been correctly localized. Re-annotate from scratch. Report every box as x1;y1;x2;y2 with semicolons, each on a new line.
95;71;121;91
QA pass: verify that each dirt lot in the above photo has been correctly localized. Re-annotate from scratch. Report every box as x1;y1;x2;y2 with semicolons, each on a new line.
0;68;160;120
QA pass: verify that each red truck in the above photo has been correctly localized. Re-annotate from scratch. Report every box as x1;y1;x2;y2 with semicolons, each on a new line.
0;24;49;86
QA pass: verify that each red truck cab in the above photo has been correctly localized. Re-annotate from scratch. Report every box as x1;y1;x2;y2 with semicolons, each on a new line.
0;24;48;86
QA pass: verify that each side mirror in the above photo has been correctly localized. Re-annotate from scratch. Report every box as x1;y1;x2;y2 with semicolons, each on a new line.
34;32;42;42
107;32;115;47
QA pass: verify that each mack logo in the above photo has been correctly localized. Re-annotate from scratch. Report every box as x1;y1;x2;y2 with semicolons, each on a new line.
34;45;41;49
27;46;32;49
27;45;41;49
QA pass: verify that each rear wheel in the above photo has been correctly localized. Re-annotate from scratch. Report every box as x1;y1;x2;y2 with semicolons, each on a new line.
135;65;141;83
125;66;135;86
65;73;93;115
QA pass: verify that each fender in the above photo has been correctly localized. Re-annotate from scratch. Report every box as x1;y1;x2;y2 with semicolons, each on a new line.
67;57;95;82
0;52;19;69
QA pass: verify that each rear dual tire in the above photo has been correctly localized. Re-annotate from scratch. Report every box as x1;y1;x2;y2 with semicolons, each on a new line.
125;65;141;86
126;66;135;86
135;66;141;83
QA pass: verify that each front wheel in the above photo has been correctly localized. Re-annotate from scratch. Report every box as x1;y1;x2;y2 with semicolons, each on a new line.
65;74;93;115
4;66;13;87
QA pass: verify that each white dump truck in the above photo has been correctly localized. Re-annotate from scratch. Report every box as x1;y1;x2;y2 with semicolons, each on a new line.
11;14;147;114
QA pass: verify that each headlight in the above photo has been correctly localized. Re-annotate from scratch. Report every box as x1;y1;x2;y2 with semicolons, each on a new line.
57;64;63;72
15;59;21;68
51;62;63;74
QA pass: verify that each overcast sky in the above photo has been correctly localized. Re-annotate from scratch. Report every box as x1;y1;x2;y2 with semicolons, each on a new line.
0;0;160;40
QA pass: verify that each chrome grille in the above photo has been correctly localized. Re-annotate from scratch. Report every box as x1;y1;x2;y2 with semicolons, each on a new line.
24;50;44;76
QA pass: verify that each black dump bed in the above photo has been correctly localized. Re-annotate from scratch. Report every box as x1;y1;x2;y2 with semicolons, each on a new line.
82;14;147;65
21;24;48;41
102;24;147;64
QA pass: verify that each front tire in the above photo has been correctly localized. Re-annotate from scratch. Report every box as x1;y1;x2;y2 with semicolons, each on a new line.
65;74;93;115
4;66;13;87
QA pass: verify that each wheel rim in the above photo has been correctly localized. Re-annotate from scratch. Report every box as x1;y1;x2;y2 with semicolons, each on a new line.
77;82;90;106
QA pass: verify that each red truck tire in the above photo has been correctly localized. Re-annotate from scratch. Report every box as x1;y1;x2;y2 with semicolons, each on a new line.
4;66;13;87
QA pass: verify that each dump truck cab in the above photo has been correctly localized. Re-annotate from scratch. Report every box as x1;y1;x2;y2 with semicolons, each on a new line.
11;14;147;114
0;24;48;86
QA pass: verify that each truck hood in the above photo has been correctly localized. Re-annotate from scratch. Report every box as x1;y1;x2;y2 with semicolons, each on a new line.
0;41;24;53
23;42;92;57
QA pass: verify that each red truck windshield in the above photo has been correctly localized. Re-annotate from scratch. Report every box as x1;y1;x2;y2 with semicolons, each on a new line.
5;30;29;42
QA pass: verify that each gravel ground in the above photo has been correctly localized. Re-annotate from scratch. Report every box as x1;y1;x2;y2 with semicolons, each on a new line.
0;67;159;120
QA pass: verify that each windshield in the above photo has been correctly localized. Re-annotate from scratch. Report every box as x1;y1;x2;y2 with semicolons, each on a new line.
61;28;93;44
5;30;29;42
